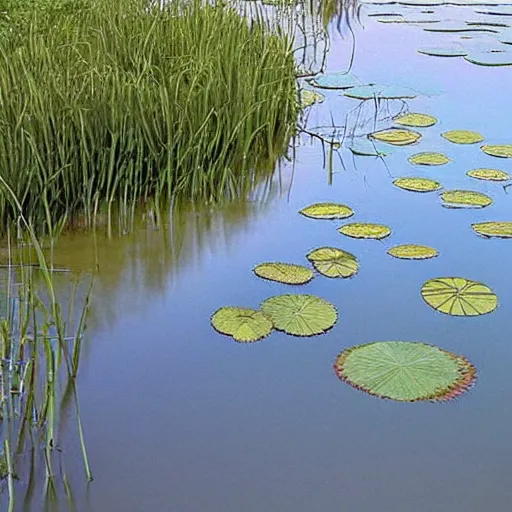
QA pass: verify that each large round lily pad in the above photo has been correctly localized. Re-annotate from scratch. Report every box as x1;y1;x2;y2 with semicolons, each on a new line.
481;144;512;158
306;247;359;278
309;72;362;90
388;244;438;259
440;190;492;208
393;177;442;192
421;277;498;316
299;202;354;220
442;130;484;144
464;51;512;66
300;89;325;108
467;168;510;181
472;221;512;238
338;223;391;240
260;294;337;336
394;113;438;127
253;263;314;285
408;152;450;165
334;341;476;402
211;307;273;342
344;84;418;100
418;46;468;57
348;137;391;157
369;128;421;146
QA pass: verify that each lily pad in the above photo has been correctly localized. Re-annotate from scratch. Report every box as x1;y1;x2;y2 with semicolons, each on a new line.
334;341;476;402
300;89;325;108
408;152;450;166
369;128;421;146
394;113;438;127
388;244;438;259
442;130;484;144
472;221;512;238
393;177;442;192
253;263;314;285
344;84;418;100
299;202;354;220
211;307;273;342
338;223;391;240
309;72;362;90
424;24;498;34
418;46;468;57
482;144;512;158
440;190;493;209
347;137;391;157
467;168;510;181
421;277;498;316
306;247;359;278
260;294;337;336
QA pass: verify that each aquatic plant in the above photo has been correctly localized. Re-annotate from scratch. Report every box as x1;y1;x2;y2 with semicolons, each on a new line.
442;130;484;144
338;223;391;240
306;247;359;278
369;129;421;146
388;244;438;259
408;152;450;166
260;294;337;336
393;178;442;192
211;307;273;342
481;144;512;158
394;113;438;127
253;262;314;285
472;221;512;238
421;277;498;316
0;0;298;233
300;89;325;108
334;341;476;402
299;203;354;220
309;72;362;89
440;190;492;208
467;169;510;181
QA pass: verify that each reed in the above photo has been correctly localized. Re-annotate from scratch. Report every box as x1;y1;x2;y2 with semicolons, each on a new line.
0;0;298;234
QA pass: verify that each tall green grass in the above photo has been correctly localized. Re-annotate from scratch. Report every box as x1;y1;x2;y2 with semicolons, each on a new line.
0;0;298;233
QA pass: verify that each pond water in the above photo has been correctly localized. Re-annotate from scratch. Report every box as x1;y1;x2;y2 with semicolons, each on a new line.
13;2;512;511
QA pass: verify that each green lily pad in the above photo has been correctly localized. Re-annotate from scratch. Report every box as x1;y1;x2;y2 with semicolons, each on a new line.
306;247;359;278
260;294;337;336
369;128;421;146
334;341;476;402
393;177;442;192
408;152;451;166
309;72;362;90
211;307;273;342
482;144;512;158
472;221;512;238
440;190;493;209
388;244;438;259
299;202;354;220
338;223;391;240
300;89;325;108
467;168;510;181
253;263;314;285
442;130;484;144
344;84;418;100
421;277;498;316
394;113;438;127
464;51;512;66
418;46;468;57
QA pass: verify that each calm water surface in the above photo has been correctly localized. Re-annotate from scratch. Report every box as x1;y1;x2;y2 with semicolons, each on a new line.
19;3;512;511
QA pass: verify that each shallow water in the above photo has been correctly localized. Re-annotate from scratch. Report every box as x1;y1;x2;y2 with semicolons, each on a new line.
9;3;512;511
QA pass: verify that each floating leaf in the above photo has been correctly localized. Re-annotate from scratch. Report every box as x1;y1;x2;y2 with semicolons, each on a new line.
306;247;359;278
472;221;512;238
424;24;498;34
442;130;484;144
334;341;476;402
421;277;498;316
260;294;337;336
440;190;492;208
388;244;438;259
338;223;391;240
347;137;391;157
211;307;273;342
369;128;421;146
253;263;314;285
408;152;450;165
481;144;512;158
394;113;438;127
309;72;362;90
464;51;512;66
393;177;442;192
467;168;510;181
299;202;354;220
418;46;468;57
344;84;418;100
300;89;325;108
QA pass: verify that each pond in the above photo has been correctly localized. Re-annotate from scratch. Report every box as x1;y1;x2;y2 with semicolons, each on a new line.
10;1;512;510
